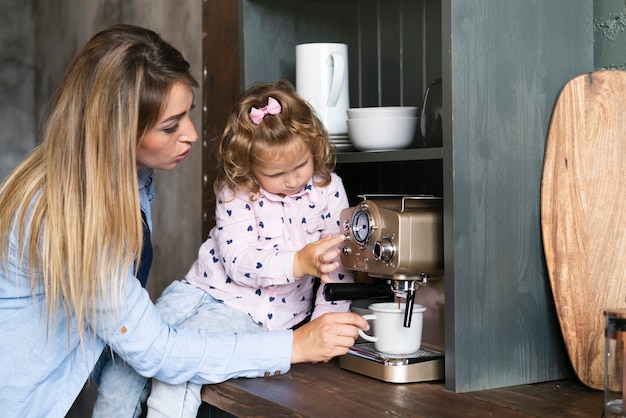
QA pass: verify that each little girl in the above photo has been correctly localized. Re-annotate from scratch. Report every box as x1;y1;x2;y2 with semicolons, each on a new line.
189;79;353;329
96;80;354;418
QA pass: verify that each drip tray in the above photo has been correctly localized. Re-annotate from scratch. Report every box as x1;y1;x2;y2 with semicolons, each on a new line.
339;343;444;383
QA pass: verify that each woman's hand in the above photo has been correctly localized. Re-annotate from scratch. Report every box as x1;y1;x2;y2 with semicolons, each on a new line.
293;234;345;282
290;312;369;364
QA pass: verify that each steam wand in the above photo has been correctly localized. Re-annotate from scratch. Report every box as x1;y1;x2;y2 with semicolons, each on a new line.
403;288;416;327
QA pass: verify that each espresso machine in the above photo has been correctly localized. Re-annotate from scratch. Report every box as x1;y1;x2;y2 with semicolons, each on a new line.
324;194;445;383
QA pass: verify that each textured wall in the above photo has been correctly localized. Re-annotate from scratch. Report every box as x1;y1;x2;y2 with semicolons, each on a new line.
2;1;203;301
29;1;203;415
0;0;35;181
595;0;626;69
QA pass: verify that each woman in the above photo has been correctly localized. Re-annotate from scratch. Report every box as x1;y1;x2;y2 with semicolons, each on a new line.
0;24;367;418
98;80;357;418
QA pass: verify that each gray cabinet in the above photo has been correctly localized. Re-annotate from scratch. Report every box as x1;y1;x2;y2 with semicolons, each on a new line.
443;1;593;392
202;0;594;392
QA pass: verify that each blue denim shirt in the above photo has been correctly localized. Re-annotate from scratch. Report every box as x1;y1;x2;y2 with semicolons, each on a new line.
0;168;292;418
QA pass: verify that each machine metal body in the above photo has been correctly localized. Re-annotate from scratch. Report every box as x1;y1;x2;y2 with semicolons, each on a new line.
331;194;445;383
340;194;443;326
340;195;444;278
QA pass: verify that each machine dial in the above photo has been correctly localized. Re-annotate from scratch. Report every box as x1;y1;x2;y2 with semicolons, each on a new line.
351;207;372;245
373;238;395;263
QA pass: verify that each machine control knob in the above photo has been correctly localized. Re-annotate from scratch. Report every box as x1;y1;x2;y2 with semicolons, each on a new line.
373;238;395;263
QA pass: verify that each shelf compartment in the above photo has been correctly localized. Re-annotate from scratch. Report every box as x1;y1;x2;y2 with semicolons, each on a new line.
337;146;442;163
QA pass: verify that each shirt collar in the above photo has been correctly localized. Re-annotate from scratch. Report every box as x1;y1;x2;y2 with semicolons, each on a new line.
259;175;323;204
138;167;155;203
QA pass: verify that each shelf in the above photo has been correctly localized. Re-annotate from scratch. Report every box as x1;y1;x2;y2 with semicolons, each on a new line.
336;147;443;163
204;0;585;394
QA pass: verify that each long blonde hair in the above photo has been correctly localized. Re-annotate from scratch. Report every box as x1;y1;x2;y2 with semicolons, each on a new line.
215;80;335;199
0;24;197;337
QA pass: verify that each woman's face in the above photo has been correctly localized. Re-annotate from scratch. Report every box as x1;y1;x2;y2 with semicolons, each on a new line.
136;81;197;170
251;139;314;197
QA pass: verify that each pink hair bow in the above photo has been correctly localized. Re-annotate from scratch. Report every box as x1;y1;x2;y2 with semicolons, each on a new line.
250;97;282;125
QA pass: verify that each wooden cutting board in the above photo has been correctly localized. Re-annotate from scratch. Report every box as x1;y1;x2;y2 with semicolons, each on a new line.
541;70;626;390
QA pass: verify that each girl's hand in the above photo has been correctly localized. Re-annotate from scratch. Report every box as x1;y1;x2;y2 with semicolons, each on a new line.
291;312;369;364
293;234;345;282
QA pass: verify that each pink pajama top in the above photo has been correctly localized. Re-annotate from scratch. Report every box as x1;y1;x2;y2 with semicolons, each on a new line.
186;172;354;330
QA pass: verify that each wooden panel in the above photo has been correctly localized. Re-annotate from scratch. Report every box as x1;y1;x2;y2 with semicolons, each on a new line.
542;70;626;390
240;0;360;91
443;0;593;391
358;0;380;107
335;159;443;204
202;0;240;236
379;1;402;104
200;361;603;418
422;0;442;87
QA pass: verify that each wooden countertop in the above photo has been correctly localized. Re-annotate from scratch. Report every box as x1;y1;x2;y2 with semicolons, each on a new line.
200;358;603;417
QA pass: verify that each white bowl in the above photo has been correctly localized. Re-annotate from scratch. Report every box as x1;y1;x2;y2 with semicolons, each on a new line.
347;116;417;151
346;106;418;119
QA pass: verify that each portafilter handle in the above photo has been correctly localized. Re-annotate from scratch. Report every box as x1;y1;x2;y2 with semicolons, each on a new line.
323;283;393;301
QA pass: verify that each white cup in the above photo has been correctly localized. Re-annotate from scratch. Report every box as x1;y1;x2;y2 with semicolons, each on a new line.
296;43;349;136
357;302;426;355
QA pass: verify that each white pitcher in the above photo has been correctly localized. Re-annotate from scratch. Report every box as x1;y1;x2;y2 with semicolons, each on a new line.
296;43;349;136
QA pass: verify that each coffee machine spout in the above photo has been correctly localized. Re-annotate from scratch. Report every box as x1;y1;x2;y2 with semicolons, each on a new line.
390;273;428;328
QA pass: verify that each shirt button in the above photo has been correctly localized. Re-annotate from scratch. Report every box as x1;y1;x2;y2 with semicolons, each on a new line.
120;326;127;334
264;371;270;377
274;371;281;376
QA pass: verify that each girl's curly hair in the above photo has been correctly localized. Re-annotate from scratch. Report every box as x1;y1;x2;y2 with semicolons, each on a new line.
214;79;335;199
